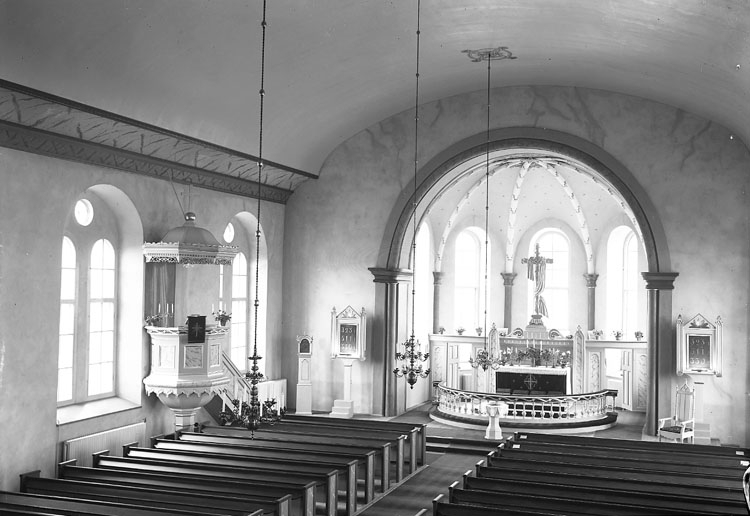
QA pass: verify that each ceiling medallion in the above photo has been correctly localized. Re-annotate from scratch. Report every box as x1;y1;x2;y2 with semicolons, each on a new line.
462;46;517;63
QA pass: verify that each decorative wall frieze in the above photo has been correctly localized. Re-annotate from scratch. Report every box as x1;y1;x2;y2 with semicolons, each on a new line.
0;79;317;203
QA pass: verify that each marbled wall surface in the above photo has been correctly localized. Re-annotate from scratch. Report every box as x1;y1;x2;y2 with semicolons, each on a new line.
283;85;749;445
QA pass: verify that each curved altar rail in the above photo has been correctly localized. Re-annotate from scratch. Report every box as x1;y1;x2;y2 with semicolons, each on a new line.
435;383;617;424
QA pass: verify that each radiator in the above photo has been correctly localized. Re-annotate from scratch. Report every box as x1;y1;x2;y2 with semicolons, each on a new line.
63;421;147;467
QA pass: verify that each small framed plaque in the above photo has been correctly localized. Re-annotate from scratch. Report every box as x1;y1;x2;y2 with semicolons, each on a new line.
297;335;312;356
676;313;722;377
331;305;367;360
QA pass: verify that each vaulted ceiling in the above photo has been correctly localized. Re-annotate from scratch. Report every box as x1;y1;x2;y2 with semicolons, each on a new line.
1;1;748;198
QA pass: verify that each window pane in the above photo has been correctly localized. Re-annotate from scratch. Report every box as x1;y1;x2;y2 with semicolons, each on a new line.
101;302;115;331
88;364;101;396
57;368;73;402
58;335;74;368
59;303;75;335
102;270;115;298
90;269;103;299
232;253;248;298
89;332;101;363
60;269;76;300
89;302;102;332
100;331;114;362
99;362;113;393
61;237;76;268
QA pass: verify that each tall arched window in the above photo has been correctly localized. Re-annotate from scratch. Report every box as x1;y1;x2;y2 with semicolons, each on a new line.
528;230;569;331
230;252;248;368
57;237;77;403
88;239;116;397
58;197;120;406
606;226;639;335
454;227;489;331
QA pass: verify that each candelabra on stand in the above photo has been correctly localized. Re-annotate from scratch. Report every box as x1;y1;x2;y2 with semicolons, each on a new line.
393;335;430;389
469;348;503;371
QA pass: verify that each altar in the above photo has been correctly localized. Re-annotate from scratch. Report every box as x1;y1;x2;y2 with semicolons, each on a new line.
495;365;571;395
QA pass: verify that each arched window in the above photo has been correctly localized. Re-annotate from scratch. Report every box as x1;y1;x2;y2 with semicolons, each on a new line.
58;197;120;406
454;227;489;331
606;226;639;335
528;230;569;331
57;237;77;403
230;252;248;368
88;239;116;397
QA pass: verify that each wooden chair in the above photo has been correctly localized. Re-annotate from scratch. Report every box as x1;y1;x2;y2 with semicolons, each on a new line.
658;382;695;443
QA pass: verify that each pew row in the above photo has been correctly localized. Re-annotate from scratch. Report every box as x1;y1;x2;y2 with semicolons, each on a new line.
21;475;266;516
146;439;358;515
59;459;299;516
281;414;426;470
3;488;229;516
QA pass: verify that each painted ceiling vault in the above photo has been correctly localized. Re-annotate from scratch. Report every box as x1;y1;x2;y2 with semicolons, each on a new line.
0;1;748;201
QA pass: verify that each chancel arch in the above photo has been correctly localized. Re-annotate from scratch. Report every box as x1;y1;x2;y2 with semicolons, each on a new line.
375;127;676;432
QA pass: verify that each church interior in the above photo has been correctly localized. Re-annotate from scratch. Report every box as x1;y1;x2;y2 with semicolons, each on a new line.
1;1;749;514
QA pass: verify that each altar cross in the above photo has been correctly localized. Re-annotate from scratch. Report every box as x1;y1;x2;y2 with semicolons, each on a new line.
523;374;538;390
522;243;553;317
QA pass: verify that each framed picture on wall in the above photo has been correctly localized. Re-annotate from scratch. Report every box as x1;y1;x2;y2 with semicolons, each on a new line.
676;313;722;376
331;305;367;360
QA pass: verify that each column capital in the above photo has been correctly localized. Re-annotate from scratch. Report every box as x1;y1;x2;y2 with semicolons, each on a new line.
369;267;413;284
641;272;679;290
433;271;445;285
500;272;517;286
583;273;599;288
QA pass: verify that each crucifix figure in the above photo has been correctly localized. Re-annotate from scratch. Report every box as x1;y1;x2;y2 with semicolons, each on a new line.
522;243;553;317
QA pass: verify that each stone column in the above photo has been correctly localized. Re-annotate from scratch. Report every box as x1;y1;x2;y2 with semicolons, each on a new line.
500;273;517;330
642;272;679;436
369;267;413;417
432;271;444;334
583;273;599;331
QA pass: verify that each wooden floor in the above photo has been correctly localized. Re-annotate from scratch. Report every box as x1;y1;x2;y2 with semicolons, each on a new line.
357;403;647;515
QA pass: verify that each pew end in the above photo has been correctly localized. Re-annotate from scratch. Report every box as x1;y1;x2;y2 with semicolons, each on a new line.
91;449;109;467
149;434;166;447
432;493;445;515
475;459;484;475
18;470;41;492
462;469;473;488
122;441;138;457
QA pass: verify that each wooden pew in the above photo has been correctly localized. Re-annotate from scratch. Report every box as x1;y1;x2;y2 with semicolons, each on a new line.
207;424;408;482
431;493;559;516
59;461;296;516
148;439;357;515
476;460;744;501
448;481;717;516
179;430;394;493
116;446;332;516
494;445;746;480
1;490;221;516
281;414;426;469
462;470;747;515
503;438;750;469
513;431;750;457
270;419;421;474
21;475;267;516
167;432;379;502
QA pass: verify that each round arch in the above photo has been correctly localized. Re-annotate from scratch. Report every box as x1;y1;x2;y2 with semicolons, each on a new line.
380;127;671;274
377;127;675;431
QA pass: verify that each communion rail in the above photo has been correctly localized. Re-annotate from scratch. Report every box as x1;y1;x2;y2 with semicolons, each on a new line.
436;383;617;423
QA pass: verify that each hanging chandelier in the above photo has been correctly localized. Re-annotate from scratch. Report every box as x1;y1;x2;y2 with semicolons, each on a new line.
466;47;513;372
394;0;430;389
220;0;283;431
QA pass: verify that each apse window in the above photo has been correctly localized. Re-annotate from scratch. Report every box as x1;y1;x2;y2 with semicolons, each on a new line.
74;199;94;226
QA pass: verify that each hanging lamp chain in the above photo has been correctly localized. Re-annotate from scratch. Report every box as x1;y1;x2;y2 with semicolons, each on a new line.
410;0;421;342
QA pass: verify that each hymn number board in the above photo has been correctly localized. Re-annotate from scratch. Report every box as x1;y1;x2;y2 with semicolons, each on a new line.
676;313;722;377
331;305;367;360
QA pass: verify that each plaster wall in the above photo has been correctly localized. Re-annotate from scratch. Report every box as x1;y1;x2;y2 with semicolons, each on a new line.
283;85;750;445
0;147;285;490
